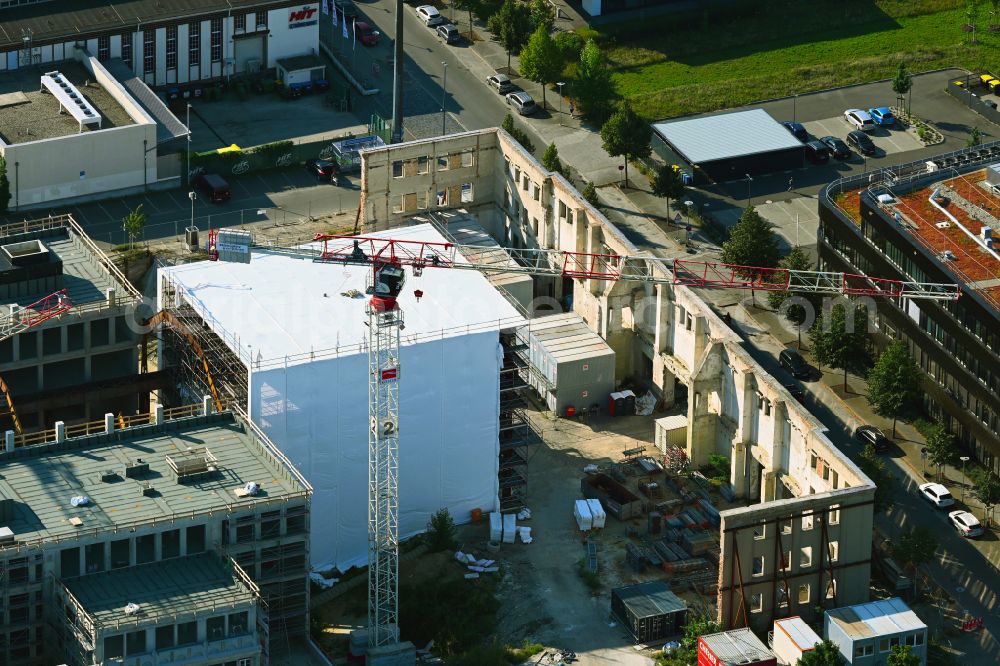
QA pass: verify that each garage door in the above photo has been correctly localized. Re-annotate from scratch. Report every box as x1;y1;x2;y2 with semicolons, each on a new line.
234;35;264;75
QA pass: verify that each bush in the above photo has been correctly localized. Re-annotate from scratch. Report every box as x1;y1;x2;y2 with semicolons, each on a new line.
505;641;545;663
576;558;601;590
449;644;509;666
706;454;730;481
553;31;584;63
425;508;457;552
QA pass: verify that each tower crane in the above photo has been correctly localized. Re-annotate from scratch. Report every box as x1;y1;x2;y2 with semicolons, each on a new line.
206;227;961;656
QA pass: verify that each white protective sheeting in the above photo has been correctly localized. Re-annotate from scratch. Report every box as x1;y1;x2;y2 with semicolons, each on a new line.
160;223;526;569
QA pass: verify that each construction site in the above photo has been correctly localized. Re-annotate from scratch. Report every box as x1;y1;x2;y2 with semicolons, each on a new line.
0;126;972;664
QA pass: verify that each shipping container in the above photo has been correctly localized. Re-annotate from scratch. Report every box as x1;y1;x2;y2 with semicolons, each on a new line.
528;312;615;415
611;581;687;643
697;628;776;666
771;617;821;666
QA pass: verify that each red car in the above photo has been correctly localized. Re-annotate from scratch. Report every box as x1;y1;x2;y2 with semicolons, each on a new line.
354;21;379;46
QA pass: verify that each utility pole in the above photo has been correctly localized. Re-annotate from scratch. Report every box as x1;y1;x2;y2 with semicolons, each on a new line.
441;61;448;136
186;103;192;186
745;174;753;207
391;0;405;142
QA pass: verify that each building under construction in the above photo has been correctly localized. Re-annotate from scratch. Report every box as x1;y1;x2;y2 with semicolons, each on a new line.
0;402;312;665
0;215;156;432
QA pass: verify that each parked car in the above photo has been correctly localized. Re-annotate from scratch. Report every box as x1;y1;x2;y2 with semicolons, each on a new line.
778;348;810;379
918;482;955;509
846;130;876;156
868;106;895;126
506;91;537;116
804;140;830;164
948;510;984;538
782;121;808;142
844;108;876;132
487;73;513;94
854;425;890;453
782;381;805;403
305;158;341;184
436;23;460;43
354;21;380;46
415;5;444;25
820;135;851;159
336;0;359;20
195;173;231;203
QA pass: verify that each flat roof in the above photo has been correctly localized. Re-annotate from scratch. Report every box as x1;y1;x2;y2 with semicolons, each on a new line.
423;210;534;292
774;616;821;651
0;0;287;50
162;223;526;365
0;411;308;549
530;312;614;362
700;629;773;663
103;58;188;143
652;108;802;164
827;598;926;640
63;553;255;629
0;61;133;145
613;581;686;619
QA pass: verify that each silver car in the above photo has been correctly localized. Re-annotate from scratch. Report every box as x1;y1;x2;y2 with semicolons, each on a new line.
949;510;983;538
415;5;444;26
506;91;537;116
487;73;513;94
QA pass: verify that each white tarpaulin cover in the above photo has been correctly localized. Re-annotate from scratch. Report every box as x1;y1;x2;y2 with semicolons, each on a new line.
160;224;525;568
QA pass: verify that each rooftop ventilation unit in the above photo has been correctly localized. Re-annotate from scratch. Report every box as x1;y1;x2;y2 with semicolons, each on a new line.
166;447;218;482
939;250;957;261
982;226;994;240
935;221;951;229
124;458;149;478
0;526;14;545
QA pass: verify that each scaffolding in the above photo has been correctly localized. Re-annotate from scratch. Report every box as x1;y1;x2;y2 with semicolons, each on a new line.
498;326;539;513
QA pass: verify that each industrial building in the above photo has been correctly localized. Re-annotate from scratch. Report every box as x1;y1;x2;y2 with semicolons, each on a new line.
157;223;527;568
0;0;320;87
652;109;804;185
820;147;1000;473
355;127;876;632
825;598;927;665
0;403;313;665
0;214;152;432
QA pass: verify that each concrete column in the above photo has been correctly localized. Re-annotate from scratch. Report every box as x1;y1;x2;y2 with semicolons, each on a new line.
686;378;717;468
154;404;164;425
652;285;671;354
55;421;66;443
104;413;114;433
5;430;14;452
202;395;213;416
106;288;116;307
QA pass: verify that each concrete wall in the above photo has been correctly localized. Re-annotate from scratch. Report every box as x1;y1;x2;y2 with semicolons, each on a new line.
358;128;876;633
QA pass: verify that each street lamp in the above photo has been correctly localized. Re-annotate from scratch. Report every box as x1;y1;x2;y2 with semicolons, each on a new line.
186;103;192;186
745;174;753;207
441;61;448;136
557;81;565;125
960;456;971;502
188;191;197;240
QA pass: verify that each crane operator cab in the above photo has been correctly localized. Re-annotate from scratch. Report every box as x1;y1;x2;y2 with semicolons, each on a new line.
368;261;406;312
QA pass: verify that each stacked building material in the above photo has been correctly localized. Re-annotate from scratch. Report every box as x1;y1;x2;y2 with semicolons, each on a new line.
680;531;715;557
698;499;721;527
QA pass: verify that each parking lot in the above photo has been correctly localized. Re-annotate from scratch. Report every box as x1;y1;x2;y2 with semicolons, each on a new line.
803;116;924;157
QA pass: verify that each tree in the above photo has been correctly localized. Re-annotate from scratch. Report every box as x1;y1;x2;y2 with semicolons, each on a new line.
600;103;651;189
809;302;872;391
581;181;599;207
520;25;562;109
425;508;458;551
501;112;535;153
487;0;532;71
971;469;1000;526
866;340;922;437
856;443;895;513
924;421;958;480
798;639;847;666
122;204;146;249
529;0;554;32
719;206;782;305
453;0;477;39
890;526;938;589
650;163;685;220
541;142;564;176
574;38;616;122
891;63;912;116
968;126;982;147
766;248;817;347
887;645;921;666
0;154;10;213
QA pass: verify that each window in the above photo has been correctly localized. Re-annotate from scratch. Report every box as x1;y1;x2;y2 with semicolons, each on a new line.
287;513;306;534
780;518;793;534
166;25;178;70
229;611;249;636
189;21;201;66
143;27;155;74
461;150;475;167
880;638;890;653
438;156;449;172
126;630;147;655
210;17;223;63
889;637;900;649
825;579;836;600
461;182;473;203
915;633;924;646
207;615;226;640
105;635;124;659
136;534;155;564
855;643;874;657
121;32;132;68
780;550;791;572
752;521;766;540
417;156;429;174
61;547;80;577
752;555;764;576
177;621;197;646
236;524;255;543
800;546;812;568
810;453;818;469
261;511;281;538
392;160;404;178
777;586;789;608
802;511;814;531
750;592;763;613
162;529;181;559
828;540;839;562
98;35;111;61
184;524;205;553
111;538;130;569
85;543;105;573
797;583;810;605
235;12;247;32
156;625;175;651
256;9;268;29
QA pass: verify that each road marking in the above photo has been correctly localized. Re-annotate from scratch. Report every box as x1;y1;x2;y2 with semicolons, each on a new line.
142;196;166;214
95;201;115;222
233;178;254;198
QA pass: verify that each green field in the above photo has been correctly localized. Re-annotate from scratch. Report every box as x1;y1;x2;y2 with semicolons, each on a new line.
588;0;997;119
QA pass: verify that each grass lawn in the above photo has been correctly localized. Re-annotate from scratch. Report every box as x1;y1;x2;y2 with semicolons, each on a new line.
586;0;997;119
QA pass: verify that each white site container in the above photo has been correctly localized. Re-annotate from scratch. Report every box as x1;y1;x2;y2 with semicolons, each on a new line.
654;414;688;454
574;499;594;531
502;513;517;544
772;616;821;666
489;511;502;542
586;498;606;529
